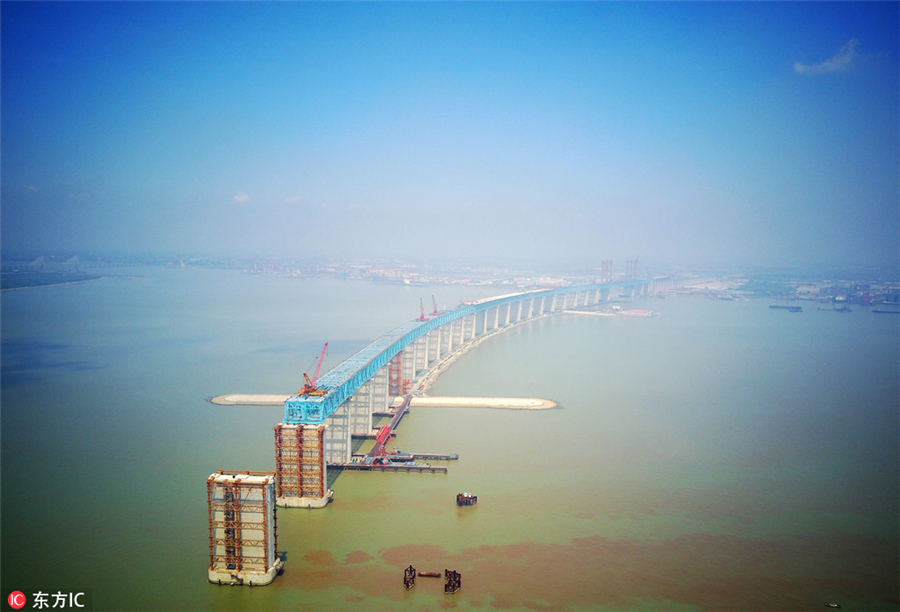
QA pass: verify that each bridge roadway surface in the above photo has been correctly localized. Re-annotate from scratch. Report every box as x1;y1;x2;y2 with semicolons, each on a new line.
283;278;661;424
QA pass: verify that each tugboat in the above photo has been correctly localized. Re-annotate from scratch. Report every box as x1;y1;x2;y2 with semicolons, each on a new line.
456;492;477;506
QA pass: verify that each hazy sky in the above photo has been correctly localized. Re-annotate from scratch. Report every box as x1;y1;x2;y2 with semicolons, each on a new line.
2;2;898;269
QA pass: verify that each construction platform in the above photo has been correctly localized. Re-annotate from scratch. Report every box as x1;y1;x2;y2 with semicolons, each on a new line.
394;396;557;410
338;462;448;474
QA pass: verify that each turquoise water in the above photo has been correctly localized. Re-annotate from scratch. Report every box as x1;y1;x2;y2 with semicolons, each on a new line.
2;268;897;611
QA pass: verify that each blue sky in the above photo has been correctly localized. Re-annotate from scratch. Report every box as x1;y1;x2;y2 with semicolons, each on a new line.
2;2;897;270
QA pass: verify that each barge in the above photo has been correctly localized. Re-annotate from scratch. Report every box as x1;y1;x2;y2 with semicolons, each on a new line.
769;304;802;312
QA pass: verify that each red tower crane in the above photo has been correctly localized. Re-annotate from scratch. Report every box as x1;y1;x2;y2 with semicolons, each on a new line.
431;295;440;316
416;297;429;321
300;342;328;395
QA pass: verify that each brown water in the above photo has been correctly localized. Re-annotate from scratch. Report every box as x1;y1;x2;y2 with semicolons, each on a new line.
2;268;898;611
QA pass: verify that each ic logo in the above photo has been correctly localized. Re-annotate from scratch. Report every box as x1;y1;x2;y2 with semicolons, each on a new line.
7;592;26;610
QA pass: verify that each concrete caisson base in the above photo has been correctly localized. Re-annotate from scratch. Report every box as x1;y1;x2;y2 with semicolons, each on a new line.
208;559;284;586
276;490;333;509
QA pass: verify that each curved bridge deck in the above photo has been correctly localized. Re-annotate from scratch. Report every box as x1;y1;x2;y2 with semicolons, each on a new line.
284;278;667;424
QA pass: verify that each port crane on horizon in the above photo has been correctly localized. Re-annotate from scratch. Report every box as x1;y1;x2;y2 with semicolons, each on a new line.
299;342;328;396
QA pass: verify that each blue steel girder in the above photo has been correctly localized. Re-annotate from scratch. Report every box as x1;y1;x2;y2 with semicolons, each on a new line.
283;278;661;424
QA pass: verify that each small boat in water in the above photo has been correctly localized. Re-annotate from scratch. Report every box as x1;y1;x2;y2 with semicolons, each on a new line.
824;603;842;609
457;492;477;506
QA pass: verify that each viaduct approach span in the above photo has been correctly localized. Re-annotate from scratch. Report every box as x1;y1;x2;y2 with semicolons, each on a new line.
274;276;669;508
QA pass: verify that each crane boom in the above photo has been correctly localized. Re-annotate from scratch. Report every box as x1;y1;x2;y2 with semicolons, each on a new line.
311;342;328;385
431;295;439;316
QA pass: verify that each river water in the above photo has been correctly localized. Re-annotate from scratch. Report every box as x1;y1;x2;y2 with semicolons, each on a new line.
2;267;897;611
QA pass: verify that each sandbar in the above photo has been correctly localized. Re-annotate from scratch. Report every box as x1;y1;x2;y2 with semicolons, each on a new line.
209;394;290;406
401;396;556;410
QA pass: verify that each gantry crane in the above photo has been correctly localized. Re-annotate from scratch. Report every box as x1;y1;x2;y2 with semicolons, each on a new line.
372;424;396;458
299;342;328;395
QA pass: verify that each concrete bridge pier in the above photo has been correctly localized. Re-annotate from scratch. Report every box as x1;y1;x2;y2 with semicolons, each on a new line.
418;335;430;371
401;345;416;389
479;308;491;335
426;328;441;365
372;364;390;411
324;399;352;465
448;317;461;351
349;381;374;437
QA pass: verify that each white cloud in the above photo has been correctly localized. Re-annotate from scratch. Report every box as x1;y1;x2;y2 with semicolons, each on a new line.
283;196;303;204
233;192;250;203
794;39;859;75
24;184;38;193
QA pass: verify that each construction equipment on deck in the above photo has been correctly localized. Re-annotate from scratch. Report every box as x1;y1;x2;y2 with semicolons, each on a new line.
299;342;328;395
416;297;429;321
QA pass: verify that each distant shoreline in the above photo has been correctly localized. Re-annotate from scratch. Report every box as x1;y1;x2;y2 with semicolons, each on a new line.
1;274;103;292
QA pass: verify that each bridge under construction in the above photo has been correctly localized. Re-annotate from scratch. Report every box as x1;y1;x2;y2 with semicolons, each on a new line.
272;276;671;508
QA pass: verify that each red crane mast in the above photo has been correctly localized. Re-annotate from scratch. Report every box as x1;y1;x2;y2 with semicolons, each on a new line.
416;297;429;321
300;342;328;395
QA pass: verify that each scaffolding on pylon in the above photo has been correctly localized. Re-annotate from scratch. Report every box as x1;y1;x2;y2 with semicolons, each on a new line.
206;470;277;576
388;353;402;396
274;424;325;500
